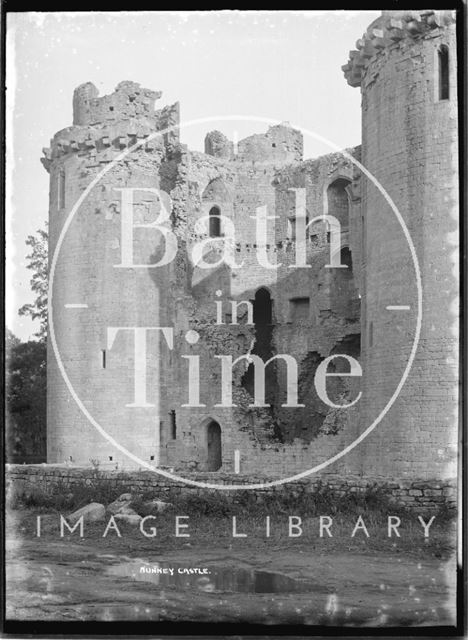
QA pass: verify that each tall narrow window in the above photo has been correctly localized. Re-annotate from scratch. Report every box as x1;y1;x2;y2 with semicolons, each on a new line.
340;247;353;270
206;420;222;471
209;206;221;237
58;169;65;209
101;349;106;369
170;410;177;440
438;45;449;100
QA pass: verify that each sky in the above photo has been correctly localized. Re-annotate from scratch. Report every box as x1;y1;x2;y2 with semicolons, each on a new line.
6;10;380;341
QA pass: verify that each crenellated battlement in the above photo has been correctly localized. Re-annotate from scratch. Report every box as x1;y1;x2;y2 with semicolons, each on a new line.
40;121;168;172
43;80;305;173
342;10;455;88
41;82;180;172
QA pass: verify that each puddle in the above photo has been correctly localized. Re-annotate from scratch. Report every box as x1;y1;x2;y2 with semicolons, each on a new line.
106;560;327;594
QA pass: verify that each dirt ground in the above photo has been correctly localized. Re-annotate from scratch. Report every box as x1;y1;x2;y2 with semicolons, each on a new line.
5;508;457;627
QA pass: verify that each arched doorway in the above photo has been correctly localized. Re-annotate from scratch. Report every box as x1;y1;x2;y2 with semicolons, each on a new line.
206;420;222;471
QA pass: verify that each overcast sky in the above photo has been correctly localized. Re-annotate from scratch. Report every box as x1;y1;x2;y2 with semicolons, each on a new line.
6;10;380;340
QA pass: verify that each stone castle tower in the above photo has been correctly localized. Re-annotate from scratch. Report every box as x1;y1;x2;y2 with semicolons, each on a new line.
342;9;458;480
42;10;458;482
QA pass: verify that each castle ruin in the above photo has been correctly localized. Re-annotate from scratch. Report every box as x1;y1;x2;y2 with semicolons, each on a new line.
42;10;458;482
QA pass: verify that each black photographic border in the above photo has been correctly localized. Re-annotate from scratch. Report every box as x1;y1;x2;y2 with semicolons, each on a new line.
1;2;465;637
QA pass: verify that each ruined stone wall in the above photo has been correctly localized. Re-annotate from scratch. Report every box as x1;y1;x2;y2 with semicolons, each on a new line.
342;10;458;479
157;133;366;476
6;465;456;513
236;124;303;164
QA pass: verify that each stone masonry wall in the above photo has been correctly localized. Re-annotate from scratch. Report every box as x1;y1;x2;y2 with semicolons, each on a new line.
168;145;364;476
5;465;456;513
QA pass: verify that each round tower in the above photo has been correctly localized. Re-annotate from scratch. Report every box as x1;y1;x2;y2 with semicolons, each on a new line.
343;11;458;479
43;82;180;468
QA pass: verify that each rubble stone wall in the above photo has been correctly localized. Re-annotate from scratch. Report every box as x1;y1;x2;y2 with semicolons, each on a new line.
6;465;456;513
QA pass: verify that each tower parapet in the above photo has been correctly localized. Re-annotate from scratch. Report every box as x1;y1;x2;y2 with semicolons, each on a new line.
72;80;162;126
236;124;303;164
342;10;455;88
204;124;303;165
205;130;233;159
41;82;180;173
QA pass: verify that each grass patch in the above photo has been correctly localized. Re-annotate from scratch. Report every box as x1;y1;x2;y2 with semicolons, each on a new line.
8;507;456;560
171;482;455;521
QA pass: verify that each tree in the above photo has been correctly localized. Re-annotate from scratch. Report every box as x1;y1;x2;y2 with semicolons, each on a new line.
6;327;21;351
5;329;47;462
7;224;48;462
19;224;48;341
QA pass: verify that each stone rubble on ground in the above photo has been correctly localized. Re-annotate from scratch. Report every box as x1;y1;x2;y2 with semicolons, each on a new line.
68;502;106;524
106;494;133;515
113;510;142;526
141;498;173;514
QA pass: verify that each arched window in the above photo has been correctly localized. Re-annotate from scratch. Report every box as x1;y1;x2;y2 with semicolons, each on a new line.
438;45;449;100
209;206;221;237
206;420;222;471
326;178;351;229
253;287;272;325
